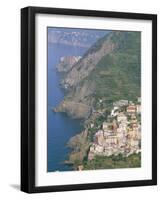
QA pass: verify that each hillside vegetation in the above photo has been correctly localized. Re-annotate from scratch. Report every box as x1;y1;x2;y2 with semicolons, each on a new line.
88;31;141;105
55;31;141;119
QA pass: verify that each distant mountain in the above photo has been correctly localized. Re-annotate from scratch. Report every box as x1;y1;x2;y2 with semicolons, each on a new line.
48;28;109;48
56;56;82;73
54;31;141;119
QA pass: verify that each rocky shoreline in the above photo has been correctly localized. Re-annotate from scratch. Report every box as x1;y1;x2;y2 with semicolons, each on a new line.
65;130;90;170
53;100;92;119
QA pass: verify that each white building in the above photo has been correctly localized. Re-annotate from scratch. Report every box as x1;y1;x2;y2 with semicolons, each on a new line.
102;122;108;130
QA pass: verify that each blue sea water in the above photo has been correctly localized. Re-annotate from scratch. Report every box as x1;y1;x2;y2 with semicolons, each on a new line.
47;43;87;172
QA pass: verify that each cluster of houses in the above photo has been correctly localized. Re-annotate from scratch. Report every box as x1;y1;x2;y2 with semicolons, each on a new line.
88;98;141;160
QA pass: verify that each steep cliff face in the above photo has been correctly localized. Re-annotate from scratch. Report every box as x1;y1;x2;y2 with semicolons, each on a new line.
54;31;141;119
54;79;95;119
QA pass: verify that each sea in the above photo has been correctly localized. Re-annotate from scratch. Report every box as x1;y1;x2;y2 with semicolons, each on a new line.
47;43;88;172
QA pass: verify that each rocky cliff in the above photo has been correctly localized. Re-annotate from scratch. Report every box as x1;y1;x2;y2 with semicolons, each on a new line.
54;31;141;119
54;79;95;119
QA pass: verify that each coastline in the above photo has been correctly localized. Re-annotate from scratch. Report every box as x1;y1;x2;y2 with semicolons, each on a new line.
49;30;141;171
47;43;86;172
54;64;141;171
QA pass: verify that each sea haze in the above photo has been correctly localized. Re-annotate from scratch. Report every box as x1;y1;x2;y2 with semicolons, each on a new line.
48;27;109;48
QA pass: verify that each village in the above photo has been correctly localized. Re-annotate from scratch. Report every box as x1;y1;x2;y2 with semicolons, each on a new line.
88;98;141;161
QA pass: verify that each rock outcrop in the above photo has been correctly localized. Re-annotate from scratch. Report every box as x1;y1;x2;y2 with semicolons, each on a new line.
66;130;90;168
53;101;91;119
